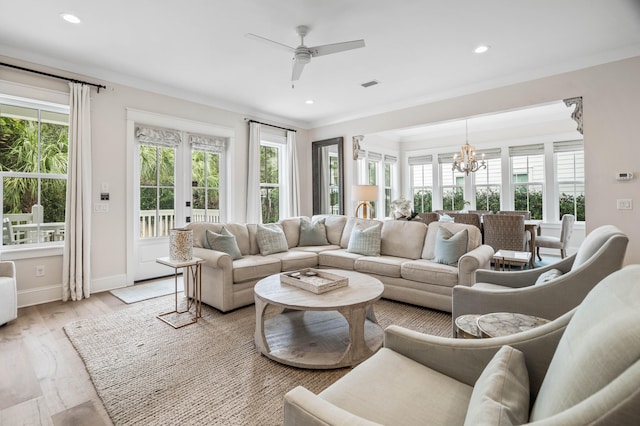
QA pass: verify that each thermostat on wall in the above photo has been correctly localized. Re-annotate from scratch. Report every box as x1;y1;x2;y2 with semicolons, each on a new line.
616;172;634;181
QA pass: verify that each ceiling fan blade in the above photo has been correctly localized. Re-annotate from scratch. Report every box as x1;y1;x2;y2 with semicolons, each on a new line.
291;59;306;81
245;33;295;52
310;39;365;57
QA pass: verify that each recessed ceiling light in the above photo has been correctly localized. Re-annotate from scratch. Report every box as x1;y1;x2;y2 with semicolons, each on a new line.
305;100;314;105
60;13;81;24
474;45;490;54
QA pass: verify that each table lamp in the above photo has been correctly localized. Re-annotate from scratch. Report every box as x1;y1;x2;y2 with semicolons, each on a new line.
352;185;378;218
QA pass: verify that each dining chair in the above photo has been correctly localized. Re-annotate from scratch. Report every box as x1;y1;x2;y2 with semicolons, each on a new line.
482;213;526;252
535;214;575;260
498;210;531;220
415;212;440;225
448;212;482;231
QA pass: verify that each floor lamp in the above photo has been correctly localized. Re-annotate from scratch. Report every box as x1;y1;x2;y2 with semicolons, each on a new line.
352;185;378;219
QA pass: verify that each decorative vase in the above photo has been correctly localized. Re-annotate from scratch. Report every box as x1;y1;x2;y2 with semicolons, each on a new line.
169;228;193;261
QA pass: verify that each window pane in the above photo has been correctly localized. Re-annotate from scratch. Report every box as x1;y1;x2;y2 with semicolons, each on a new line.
158;148;175;186
261;187;279;223
40;121;68;174
0;106;39;173
139;145;157;186
207;153;219;188
191;151;205;187
556;150;585;220
413;189;432;213
192;188;205;210
261;145;279;184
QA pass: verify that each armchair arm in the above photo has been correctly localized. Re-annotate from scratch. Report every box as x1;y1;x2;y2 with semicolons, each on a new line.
385;311;571;398
284;386;382;426
457;244;495;286
474;255;575;288
0;261;16;278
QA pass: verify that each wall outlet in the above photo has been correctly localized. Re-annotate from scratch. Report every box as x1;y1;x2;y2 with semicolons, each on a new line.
616;199;633;210
35;265;45;277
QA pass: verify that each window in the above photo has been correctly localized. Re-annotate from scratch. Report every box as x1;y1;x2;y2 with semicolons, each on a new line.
510;144;544;220
383;159;394;217
190;134;225;224
439;153;465;211
0;97;68;246
260;141;283;223
475;150;501;212
139;144;175;238
555;141;585;221
367;157;379;213
409;156;433;213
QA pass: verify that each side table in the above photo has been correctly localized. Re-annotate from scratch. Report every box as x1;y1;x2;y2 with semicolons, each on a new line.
477;312;550;338
454;314;482;338
156;256;204;329
493;249;531;271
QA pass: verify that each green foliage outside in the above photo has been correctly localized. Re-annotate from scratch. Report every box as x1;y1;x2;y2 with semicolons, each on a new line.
475;187;501;213
261;145;279;223
139;145;175;211
560;193;585;221
413;190;432;213
514;185;543;219
0;116;67;223
442;187;465;211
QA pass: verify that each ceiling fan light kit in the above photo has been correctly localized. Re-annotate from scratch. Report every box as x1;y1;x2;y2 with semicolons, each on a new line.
246;25;365;82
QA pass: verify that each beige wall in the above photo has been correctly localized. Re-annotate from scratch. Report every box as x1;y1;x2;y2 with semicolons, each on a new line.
1;55;638;306
309;56;640;266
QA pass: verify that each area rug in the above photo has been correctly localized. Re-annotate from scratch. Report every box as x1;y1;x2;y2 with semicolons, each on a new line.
110;277;183;304
64;296;452;425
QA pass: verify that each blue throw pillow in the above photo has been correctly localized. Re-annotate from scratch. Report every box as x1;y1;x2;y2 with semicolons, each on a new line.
347;223;381;256
434;227;468;266
256;223;289;255
205;227;242;260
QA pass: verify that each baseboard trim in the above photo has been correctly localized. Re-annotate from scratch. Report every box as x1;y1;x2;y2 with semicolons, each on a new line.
17;274;128;307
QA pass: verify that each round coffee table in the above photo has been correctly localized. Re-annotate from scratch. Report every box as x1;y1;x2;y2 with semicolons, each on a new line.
254;270;384;369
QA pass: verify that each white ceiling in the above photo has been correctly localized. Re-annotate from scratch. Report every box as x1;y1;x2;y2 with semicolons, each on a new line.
1;0;639;129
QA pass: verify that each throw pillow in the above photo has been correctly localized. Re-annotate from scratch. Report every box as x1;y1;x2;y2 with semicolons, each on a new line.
256;223;289;255
464;345;530;426
434;227;468;266
298;218;329;246
205;227;242;260
534;268;563;285
347;223;381;256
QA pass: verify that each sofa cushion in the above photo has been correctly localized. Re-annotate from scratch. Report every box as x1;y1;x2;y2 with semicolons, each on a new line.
434;228;468;266
401;259;459;288
464;346;530;426
279;217;307;248
318;249;364;270
534;268;563;285
354;255;405;278
312;214;348;246
187;222;251;255
347;223;382;256
299;218;330;246
320;348;473;425
269;250;318;271
291;245;341;254
380;220;427;259
256;223;289;255
232;255;282;283
205;227;242;260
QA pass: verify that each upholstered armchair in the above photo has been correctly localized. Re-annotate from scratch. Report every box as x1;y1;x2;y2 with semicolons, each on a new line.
0;261;17;326
482;213;526;251
452;225;628;331
284;265;640;425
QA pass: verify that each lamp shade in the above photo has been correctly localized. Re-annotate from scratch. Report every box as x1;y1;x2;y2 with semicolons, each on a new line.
352;185;378;201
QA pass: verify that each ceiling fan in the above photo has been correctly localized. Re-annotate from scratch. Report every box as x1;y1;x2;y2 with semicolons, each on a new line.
246;25;365;82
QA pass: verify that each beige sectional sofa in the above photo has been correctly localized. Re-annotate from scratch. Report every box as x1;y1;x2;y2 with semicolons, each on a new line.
186;215;494;313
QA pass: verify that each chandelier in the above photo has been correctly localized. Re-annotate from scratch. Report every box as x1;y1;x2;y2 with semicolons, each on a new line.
452;121;486;175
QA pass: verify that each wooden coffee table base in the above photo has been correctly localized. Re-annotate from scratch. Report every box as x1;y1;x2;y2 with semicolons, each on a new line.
254;270;384;369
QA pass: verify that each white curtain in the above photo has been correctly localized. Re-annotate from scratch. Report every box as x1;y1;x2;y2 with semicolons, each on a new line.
246;122;262;223
286;130;301;217
62;83;92;301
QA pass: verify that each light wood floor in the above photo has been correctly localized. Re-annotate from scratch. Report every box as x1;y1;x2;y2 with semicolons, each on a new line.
0;291;129;426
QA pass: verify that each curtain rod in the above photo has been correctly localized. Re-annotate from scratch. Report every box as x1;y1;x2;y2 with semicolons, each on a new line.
246;119;296;133
0;62;107;92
